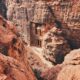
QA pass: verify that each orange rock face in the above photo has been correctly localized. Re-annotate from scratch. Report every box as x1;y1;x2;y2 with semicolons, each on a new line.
0;53;36;80
0;15;24;60
0;16;37;80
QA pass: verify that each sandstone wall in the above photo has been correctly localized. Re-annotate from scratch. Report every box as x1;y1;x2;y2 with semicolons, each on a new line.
0;16;37;80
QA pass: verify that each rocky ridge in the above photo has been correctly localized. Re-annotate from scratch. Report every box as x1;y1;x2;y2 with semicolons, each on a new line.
0;15;37;80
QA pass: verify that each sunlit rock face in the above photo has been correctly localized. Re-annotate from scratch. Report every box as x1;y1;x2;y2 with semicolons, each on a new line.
57;49;80;80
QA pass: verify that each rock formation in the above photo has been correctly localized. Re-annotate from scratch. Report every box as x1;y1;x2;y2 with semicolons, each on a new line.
41;65;62;80
0;15;37;80
57;65;80;80
57;49;80;80
0;0;80;80
40;49;80;80
0;53;36;80
4;0;80;48
43;27;71;64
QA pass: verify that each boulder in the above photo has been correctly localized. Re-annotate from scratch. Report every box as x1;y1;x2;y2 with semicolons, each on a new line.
57;49;80;80
57;65;80;80
63;49;80;65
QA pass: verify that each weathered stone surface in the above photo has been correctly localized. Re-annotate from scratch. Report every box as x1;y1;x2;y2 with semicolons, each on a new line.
27;46;54;76
0;53;36;80
41;49;80;80
32;0;54;24
0;15;37;80
57;49;80;80
43;27;71;64
57;65;80;80
62;28;80;49
0;16;17;45
5;0;35;44
50;0;80;49
63;49;80;65
1;0;80;80
5;0;80;48
6;0;55;45
41;65;62;80
0;15;26;67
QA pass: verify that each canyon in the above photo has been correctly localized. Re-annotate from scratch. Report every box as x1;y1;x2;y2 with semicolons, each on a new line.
0;0;80;80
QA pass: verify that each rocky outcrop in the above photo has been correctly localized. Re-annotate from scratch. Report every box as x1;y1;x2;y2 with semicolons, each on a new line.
31;0;54;24
57;49;80;80
0;53;36;80
57;65;80;80
0;15;37;80
63;49;80;65
0;15;25;62
50;0;80;49
41;49;80;80
62;28;80;49
43;27;71;64
5;0;80;48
